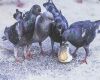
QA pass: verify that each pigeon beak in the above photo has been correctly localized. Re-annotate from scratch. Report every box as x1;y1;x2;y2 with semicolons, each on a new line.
39;12;42;15
58;29;62;36
98;30;100;33
38;8;41;12
45;6;48;10
37;9;41;15
97;25;100;33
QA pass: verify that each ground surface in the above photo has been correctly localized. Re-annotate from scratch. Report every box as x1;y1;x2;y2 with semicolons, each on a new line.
0;0;100;80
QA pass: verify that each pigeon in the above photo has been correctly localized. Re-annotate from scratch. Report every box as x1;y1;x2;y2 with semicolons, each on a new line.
62;20;100;64
43;0;68;54
2;5;41;62
32;11;54;54
2;21;34;62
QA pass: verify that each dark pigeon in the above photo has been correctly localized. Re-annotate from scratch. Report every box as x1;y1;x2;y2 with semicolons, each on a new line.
2;5;41;62
62;20;100;64
43;0;68;54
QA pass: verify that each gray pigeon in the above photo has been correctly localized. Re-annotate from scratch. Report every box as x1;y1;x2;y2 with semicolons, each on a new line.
2;5;41;62
32;11;54;54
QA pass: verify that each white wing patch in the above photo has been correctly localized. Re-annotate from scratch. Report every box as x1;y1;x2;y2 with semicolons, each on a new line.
35;15;40;29
82;28;86;37
16;23;22;40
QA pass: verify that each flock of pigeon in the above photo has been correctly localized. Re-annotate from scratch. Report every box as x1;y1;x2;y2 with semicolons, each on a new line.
2;0;100;64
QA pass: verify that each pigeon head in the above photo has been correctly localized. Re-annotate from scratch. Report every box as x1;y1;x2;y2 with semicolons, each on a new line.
54;13;66;36
30;4;41;15
51;20;64;37
56;23;64;36
13;9;23;21
93;20;100;33
43;0;58;13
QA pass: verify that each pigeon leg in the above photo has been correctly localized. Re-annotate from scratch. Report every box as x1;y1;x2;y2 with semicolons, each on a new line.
24;46;29;60
24;45;33;60
50;39;57;57
51;39;54;54
39;42;45;55
14;47;20;63
72;48;78;58
27;51;33;59
81;45;89;64
27;45;33;59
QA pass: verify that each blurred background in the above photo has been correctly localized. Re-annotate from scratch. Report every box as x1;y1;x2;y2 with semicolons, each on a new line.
0;0;100;6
